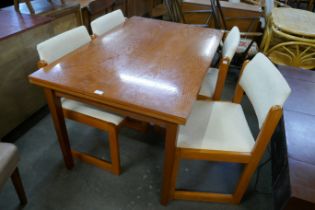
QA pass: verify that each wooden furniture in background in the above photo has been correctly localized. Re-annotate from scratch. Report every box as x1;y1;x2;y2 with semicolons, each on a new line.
14;0;65;14
169;53;291;204
272;65;315;210
261;8;315;69
126;0;161;17
85;0;115;33
36;26;123;175
182;0;262;31
150;0;167;19
0;1;82;140
0;142;27;205
29;17;223;205
183;0;262;64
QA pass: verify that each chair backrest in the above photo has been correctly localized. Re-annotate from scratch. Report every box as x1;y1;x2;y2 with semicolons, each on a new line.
91;9;126;36
37;26;91;64
239;53;291;128
222;26;241;61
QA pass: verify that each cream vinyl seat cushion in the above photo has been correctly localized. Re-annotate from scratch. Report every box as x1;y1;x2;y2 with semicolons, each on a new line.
37;26;123;127
199;68;219;97
178;101;255;152
62;99;124;126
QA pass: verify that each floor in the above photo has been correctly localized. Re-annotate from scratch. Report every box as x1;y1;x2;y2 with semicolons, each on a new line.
0;74;273;210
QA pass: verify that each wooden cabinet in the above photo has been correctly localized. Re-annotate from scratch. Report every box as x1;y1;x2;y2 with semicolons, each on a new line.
126;0;160;17
0;2;81;138
182;0;262;31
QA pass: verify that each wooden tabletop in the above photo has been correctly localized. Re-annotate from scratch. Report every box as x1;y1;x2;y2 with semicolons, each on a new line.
272;8;315;38
278;65;315;203
29;17;222;124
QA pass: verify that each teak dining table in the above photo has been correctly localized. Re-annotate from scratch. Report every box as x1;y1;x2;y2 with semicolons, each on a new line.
28;16;222;205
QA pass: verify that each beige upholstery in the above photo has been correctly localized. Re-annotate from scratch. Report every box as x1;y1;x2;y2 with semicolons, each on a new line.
62;99;124;125
0;142;27;205
36;25;123;129
182;53;291;151
171;53;291;204
0;143;19;189
199;26;240;98
37;26;91;64
178;101;255;152
222;26;241;59
240;53;291;128
36;25;124;174
91;9;126;36
199;68;219;97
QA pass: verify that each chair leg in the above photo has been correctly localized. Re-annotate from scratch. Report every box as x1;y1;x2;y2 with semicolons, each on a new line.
169;150;180;200
233;162;258;203
108;126;120;175
11;168;27;205
25;0;35;14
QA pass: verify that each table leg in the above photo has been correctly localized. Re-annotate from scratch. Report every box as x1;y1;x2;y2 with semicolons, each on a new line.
160;123;178;205
44;88;74;169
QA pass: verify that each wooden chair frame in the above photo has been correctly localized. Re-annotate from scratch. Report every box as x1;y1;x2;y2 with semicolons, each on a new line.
197;57;230;101
38;58;121;175
170;60;283;203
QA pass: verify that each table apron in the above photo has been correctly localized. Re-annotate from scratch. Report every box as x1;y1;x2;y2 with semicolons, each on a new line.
55;90;181;128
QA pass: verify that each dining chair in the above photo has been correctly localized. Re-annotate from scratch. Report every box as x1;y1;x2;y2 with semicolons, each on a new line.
199;26;240;100
0;142;27;205
91;9;126;36
36;26;124;175
85;0;116;34
169;53;291;203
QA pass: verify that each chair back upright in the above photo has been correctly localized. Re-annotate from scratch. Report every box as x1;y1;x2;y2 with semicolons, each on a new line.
37;26;91;64
91;9;126;36
222;26;241;62
238;53;291;129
